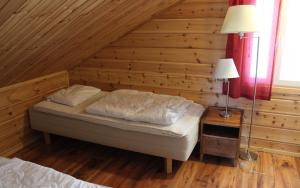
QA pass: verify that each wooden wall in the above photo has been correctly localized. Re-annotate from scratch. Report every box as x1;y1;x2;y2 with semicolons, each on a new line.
70;0;300;157
0;0;181;87
0;71;69;156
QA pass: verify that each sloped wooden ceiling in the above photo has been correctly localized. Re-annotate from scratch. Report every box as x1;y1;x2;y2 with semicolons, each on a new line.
0;0;181;87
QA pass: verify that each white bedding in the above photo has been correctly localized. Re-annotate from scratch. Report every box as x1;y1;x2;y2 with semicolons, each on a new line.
0;158;108;188
0;157;9;167
86;89;193;125
33;92;205;138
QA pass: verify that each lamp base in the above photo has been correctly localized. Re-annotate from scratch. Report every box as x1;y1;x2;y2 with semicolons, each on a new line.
240;149;258;161
219;110;231;118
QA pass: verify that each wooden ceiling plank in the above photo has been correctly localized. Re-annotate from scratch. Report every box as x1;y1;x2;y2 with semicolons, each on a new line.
2;0;65;46
38;0;182;74
2;0;124;84
8;0;155;81
2;0;125;84
0;4;40;52
0;0;86;79
0;0;101;70
0;0;41;47
0;0;63;58
39;0;152;69
0;1;65;79
0;0;9;10
0;1;49;71
0;0;182;87
0;1;47;44
0;0;26;27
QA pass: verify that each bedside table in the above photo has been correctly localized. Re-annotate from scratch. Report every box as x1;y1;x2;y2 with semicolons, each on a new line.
199;106;243;166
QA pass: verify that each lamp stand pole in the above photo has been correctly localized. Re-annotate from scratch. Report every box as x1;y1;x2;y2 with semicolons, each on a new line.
240;36;260;161
219;79;231;118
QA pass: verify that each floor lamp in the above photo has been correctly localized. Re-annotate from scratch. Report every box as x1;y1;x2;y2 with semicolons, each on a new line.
220;5;260;161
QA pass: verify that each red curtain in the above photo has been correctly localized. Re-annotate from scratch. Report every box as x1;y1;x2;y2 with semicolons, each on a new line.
224;0;282;100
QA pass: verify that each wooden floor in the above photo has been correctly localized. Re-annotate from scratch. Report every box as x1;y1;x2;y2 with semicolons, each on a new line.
11;136;300;188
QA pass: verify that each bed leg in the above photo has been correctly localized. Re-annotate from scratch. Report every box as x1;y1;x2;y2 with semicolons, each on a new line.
43;132;51;145
164;158;172;174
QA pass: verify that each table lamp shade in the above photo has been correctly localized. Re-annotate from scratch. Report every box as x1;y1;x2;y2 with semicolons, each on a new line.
221;5;259;34
214;58;239;79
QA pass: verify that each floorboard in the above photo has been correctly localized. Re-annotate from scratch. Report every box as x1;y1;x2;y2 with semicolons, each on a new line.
10;136;300;188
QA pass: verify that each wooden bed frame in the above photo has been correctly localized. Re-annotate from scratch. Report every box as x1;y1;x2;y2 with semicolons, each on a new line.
43;132;173;174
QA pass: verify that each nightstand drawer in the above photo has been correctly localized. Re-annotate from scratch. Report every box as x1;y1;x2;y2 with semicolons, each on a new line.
202;135;238;158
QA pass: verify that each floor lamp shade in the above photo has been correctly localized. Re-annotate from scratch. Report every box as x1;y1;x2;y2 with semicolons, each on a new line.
214;59;239;80
221;5;259;34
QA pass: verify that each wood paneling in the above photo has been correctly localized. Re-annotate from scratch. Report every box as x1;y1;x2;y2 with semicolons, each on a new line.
70;67;221;93
0;0;181;87
12;137;300;188
272;87;300;101
157;2;228;18
0;71;69;156
80;58;215;76
133;18;224;34
0;0;26;27
241;125;300;145
70;0;300;157
110;33;227;49
96;47;225;64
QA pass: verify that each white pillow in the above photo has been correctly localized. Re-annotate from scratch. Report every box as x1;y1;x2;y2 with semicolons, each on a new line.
47;85;101;107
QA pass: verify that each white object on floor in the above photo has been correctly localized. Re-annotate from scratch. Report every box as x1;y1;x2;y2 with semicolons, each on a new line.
47;85;101;107
0;158;109;188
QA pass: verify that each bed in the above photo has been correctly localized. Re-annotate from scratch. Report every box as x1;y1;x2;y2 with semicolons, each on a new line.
0;157;108;187
29;89;204;174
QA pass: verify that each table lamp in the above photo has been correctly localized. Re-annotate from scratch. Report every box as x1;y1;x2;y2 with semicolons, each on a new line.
214;58;239;118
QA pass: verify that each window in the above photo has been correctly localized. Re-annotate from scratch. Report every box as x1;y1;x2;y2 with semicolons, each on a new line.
250;0;275;79
250;0;300;87
274;0;300;87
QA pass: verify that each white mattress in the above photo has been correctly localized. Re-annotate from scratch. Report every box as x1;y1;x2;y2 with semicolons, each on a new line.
30;109;199;161
33;92;204;138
